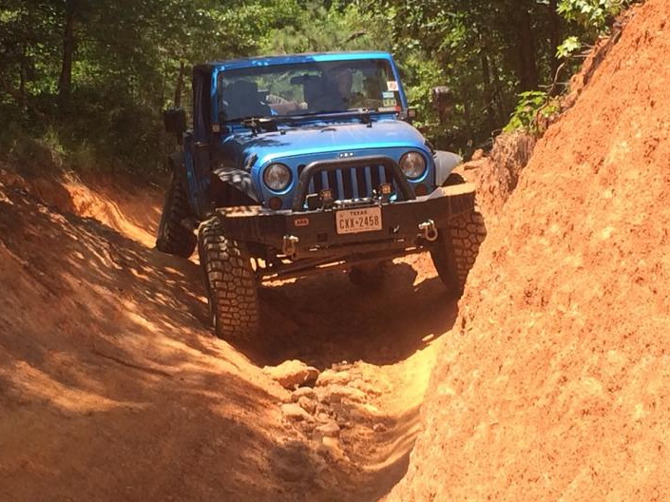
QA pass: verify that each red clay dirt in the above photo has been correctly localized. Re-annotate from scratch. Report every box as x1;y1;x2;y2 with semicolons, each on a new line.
3;1;669;499
0;167;454;500
389;0;670;500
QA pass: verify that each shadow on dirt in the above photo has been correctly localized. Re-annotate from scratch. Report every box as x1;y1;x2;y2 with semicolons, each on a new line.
0;182;456;500
0;185;317;500
246;265;459;369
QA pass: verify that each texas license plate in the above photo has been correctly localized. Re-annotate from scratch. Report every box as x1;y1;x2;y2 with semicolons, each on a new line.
335;207;382;235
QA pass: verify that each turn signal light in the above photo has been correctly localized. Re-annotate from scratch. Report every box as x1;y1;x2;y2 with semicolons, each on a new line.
414;184;428;196
268;197;283;210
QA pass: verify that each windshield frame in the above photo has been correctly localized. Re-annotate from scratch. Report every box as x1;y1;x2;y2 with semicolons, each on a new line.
211;54;408;127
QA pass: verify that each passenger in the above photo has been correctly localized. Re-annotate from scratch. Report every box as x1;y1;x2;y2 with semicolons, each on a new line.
310;67;354;112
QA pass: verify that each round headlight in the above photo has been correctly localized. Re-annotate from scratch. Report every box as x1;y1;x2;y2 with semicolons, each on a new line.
399;152;426;179
263;163;292;192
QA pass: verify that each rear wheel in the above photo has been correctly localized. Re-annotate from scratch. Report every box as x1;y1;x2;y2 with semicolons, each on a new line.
431;208;486;298
156;175;197;258
198;217;259;341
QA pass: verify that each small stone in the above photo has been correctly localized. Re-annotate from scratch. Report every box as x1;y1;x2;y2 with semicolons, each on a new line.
373;423;387;433
281;403;314;422
296;420;316;435
323;385;367;404
315;412;331;423
298;396;316;414
317;436;345;459
316;369;351;387
291;387;316;402
264;360;320;389
349;378;381;396
314;421;340;438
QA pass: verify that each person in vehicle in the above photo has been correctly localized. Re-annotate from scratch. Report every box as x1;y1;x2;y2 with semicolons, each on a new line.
309;67;354;112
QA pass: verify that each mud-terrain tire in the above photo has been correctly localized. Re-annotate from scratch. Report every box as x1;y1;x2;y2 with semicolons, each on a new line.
156;176;197;258
431;208;486;298
348;262;386;289
198;217;259;341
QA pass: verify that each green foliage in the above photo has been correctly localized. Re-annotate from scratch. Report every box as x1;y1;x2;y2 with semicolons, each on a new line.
504;90;560;134
557;36;582;59
262;1;391;55
0;0;635;173
558;0;630;31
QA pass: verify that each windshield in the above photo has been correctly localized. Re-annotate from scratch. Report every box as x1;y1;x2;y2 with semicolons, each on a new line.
217;59;401;121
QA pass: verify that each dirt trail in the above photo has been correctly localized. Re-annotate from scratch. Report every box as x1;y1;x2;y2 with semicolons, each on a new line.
390;1;670;500
0;168;454;501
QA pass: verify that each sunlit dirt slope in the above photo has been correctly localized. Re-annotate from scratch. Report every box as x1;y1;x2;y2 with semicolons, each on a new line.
0;168;456;501
390;1;670;500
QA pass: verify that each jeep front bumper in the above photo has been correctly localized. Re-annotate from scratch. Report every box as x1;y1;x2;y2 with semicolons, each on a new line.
212;182;476;259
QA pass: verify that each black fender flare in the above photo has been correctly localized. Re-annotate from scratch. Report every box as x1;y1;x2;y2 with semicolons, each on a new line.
434;150;463;186
210;167;260;207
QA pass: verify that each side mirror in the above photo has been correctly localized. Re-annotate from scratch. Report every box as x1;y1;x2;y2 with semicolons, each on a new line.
400;107;418;123
163;108;186;136
431;86;453;124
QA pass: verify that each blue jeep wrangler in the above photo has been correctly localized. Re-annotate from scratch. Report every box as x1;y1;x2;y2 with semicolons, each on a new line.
157;51;486;341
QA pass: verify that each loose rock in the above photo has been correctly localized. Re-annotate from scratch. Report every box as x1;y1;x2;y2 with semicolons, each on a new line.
321;384;367;404
298;396;317;415
281;403;314;422
316;369;352;387
263;360;320;389
373;423;387;433
314;421;340;439
315;412;331;423
291;386;316;402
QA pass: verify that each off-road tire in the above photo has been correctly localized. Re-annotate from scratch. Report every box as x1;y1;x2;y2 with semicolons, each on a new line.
348;263;386;289
431;208;486;298
156;176;197;258
198;217;259;341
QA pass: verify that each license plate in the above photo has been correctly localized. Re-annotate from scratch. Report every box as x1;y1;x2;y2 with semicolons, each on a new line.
335;207;382;235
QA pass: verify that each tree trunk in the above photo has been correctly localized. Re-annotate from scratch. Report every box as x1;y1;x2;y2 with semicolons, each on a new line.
58;0;76;100
480;50;497;133
19;43;27;113
548;0;561;91
488;54;508;128
174;61;186;108
515;2;539;91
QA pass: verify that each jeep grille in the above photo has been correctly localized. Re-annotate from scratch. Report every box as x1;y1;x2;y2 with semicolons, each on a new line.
298;164;396;201
292;155;416;212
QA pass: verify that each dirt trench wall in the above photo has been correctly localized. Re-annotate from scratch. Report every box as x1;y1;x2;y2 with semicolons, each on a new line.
390;0;670;499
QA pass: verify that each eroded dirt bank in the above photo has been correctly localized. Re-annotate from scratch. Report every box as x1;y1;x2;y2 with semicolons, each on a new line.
390;1;670;500
0;168;454;500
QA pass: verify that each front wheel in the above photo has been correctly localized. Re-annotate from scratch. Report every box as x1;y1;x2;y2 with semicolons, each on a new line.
198;217;260;341
430;209;486;298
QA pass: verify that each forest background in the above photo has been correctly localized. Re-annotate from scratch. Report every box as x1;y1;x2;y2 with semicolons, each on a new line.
0;0;632;176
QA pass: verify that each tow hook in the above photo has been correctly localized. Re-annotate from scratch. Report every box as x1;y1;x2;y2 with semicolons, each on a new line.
282;235;299;257
419;219;439;242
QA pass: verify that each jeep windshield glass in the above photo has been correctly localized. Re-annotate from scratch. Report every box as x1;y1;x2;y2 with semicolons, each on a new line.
217;59;401;122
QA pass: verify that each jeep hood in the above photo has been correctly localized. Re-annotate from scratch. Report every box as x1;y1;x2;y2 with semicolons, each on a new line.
223;120;428;167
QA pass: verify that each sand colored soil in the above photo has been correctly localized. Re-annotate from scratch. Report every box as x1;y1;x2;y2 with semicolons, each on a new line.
389;0;670;499
0;166;453;500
